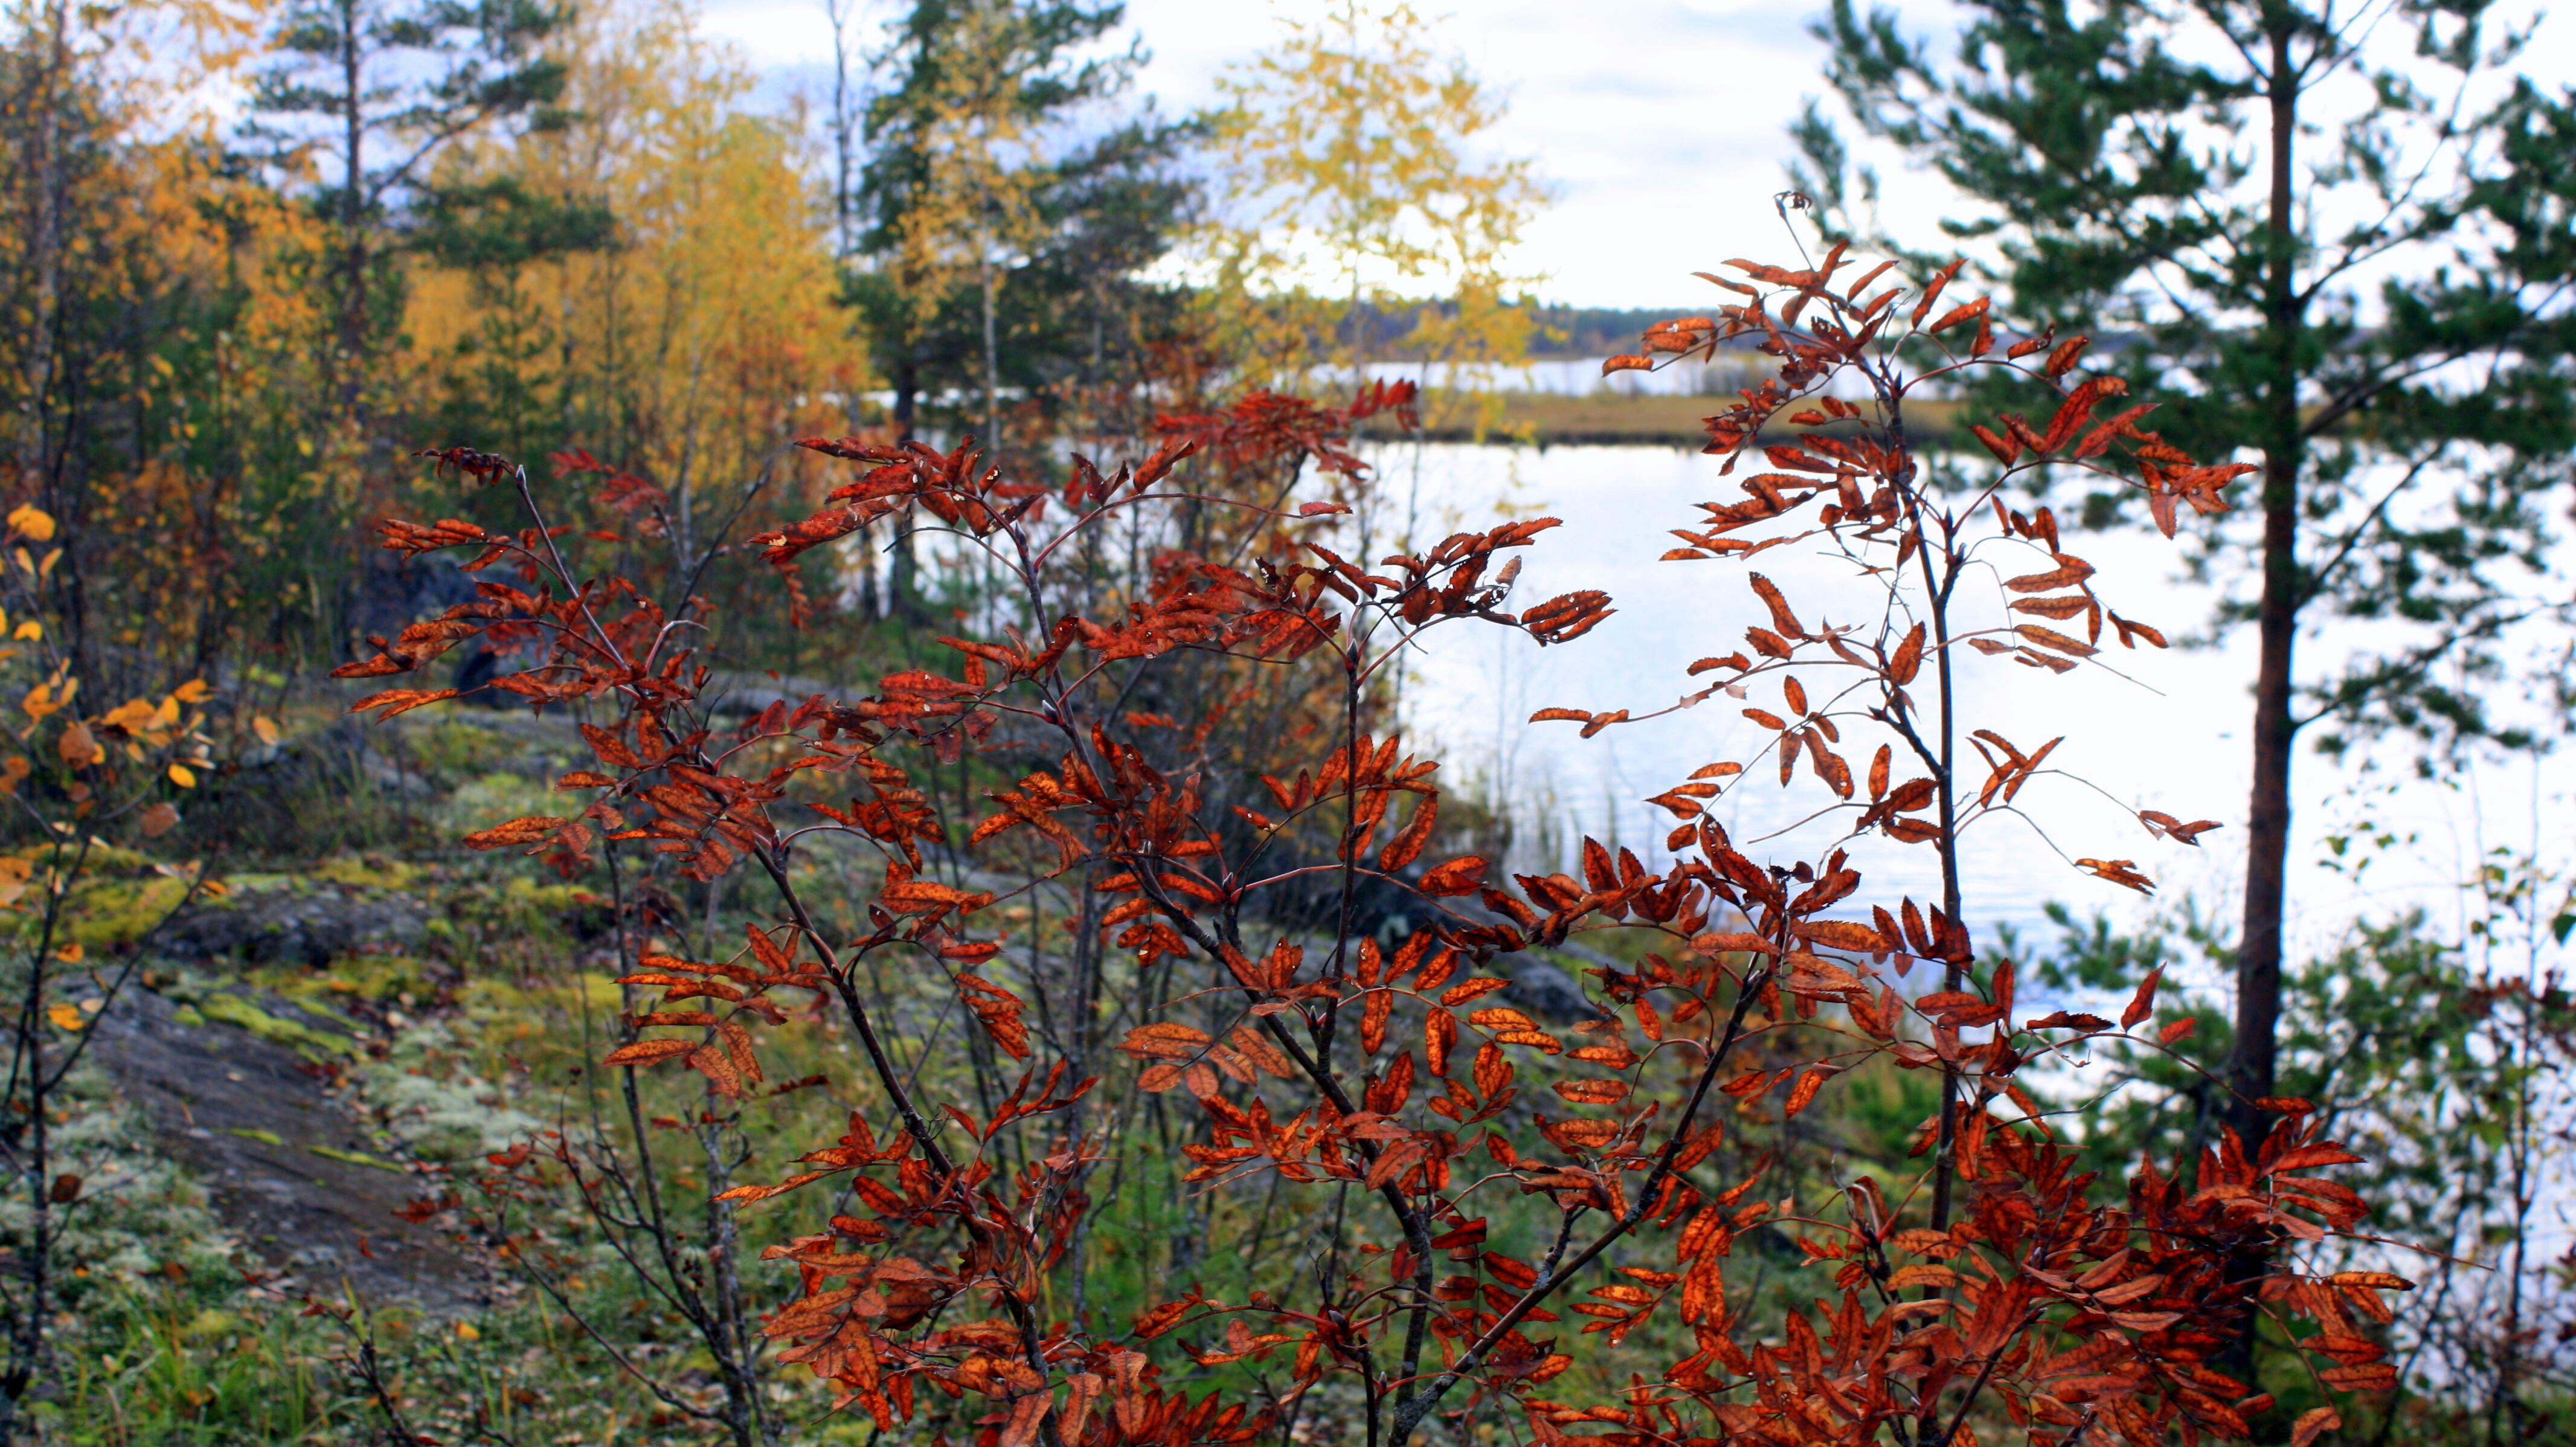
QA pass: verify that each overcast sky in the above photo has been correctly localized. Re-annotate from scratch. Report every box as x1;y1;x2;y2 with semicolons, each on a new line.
691;0;2570;310
692;0;1889;308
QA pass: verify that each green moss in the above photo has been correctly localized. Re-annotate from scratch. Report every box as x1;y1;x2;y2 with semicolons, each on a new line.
26;875;194;953
460;971;622;1019
248;960;410;1019
446;873;598;945
306;1144;406;1172
310;854;420;891
167;1004;204;1027
216;1127;283;1147
214;873;304;895
313;954;434;1004
407;720;513;777
196;993;354;1059
5;841;153;876
440;772;557;840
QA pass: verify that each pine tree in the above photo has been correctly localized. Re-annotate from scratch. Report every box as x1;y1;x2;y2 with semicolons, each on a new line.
848;0;1181;618
1796;0;2576;1341
249;0;568;415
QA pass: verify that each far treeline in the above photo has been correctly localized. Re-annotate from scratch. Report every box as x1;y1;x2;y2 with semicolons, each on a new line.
3;0;2576;1445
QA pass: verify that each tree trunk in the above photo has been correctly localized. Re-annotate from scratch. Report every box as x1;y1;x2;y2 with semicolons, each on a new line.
13;0;68;489
2219;18;2308;1416
2229;13;2305;1170
890;356;923;623
337;0;368;422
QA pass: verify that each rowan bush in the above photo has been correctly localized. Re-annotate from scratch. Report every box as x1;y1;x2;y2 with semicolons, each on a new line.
343;250;2400;1447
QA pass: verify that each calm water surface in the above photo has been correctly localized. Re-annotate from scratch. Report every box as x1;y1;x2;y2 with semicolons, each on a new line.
1373;442;2575;979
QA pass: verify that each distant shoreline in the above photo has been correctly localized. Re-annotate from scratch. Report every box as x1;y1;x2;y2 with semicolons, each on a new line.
1404;391;1965;448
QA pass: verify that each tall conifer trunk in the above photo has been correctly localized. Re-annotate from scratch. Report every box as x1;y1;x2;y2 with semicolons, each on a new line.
2231;13;2306;1166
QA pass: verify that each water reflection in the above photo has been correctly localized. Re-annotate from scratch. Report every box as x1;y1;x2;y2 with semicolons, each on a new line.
1379;442;2569;969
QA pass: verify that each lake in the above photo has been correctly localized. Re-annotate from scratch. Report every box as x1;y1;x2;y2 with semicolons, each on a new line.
1374;440;2573;981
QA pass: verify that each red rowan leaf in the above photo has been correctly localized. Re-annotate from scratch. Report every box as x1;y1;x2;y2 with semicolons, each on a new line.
1602;355;1653;374
1120;1022;1212;1060
2111;612;2169;649
1378;792;1439;870
1809;741;1854;798
1799;920;1888;952
1134;1300;1196;1338
1784;1070;1826;1118
1440;978;1509;1006
1749;574;1804;638
1927;297;1989;335
2122;967;2163;1028
2041;376;2127;451
2009;594;2092;620
2076;858;2155;893
2139;809;2223;844
2004;557;2096;592
2159;1016;2197;1045
1720;1069;1776;1099
352;687;462;719
1522;589;1614;645
2273;1143;2366;1172
1692;931;1779;957
2016;624;2096;658
1581;836;1617;891
2075;402;2158;458
1889;623;1926;684
1425;1009;1457;1075
2319;1364;2397;1391
603;1039;695;1068
464;816;569;849
1419;856;1488;896
2291;1409;2342;1447
1910;260;1965;324
1900;900;1931;955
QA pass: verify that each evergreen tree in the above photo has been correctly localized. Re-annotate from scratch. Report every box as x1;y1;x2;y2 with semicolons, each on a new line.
846;0;1192;616
1795;0;2576;1320
250;0;569;413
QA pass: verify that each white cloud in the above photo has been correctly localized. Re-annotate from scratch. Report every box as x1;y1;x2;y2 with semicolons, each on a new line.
697;0;2575;308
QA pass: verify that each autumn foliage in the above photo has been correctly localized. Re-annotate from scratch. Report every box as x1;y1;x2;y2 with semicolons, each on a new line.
342;251;2401;1447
